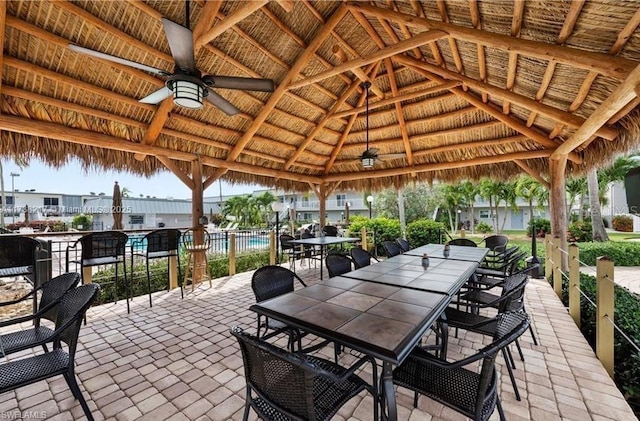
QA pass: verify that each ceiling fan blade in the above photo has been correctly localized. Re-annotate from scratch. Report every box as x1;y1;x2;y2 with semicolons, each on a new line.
139;87;172;104
206;91;240;116
162;18;196;72
367;148;380;156
204;76;275;92
69;44;169;76
379;153;407;160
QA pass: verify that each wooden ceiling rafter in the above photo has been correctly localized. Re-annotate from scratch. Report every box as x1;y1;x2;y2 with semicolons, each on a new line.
0;114;323;184
502;1;525;115
435;0;464;79
549;5;640;141
324;63;382;175
206;4;350;183
468;0;488;103
196;0;268;48
385;58;414;166
347;2;636;80
409;0;445;65
514;160;550;189
192;0;224;50
134;98;174;161
332;45;384;98
526;0;585;129
284;62;377;171
386;0;424;60
157;156;195;189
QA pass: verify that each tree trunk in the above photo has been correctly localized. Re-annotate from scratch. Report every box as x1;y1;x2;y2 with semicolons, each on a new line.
500;202;508;233
397;188;406;236
588;169;609;242
489;197;497;232
447;209;454;233
470;204;475;233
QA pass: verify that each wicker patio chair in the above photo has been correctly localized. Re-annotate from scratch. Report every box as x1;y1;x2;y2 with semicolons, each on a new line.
448;238;478;247
396;238;411;252
300;231;321;268
325;253;353;278
231;326;378;421
0;284;100;421
0;236;41;282
0;272;81;355
279;234;304;271
393;311;530;421
322;225;339;237
382;240;402;257
350;247;379;269
480;234;509;253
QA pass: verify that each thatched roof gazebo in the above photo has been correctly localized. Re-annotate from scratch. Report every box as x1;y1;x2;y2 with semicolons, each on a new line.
2;1;640;248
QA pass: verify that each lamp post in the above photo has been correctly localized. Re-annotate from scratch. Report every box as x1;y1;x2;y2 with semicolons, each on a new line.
345;202;351;224
367;195;373;218
271;201;284;263
10;172;19;224
457;209;462;232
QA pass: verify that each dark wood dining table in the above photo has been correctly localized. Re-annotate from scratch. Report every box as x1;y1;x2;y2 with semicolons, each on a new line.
250;244;488;420
288;236;360;280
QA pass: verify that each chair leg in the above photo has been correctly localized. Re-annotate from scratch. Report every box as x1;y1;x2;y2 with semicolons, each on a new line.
515;339;525;361
42;344;49;353
123;262;130;314
506;347;517;369
242;387;251;421
496;396;506;421
501;348;521;401
529;323;539;346
147;259;153;308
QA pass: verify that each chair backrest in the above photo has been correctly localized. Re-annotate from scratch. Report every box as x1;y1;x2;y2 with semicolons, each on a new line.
326;253;352;278
322;225;339;237
396;238;410;252
382;240;402;257
182;228;211;250
0;236;41;272
231;326;332;420
39;272;81;324
448;238;477;247
496;272;529;312
483;235;509;251
279;234;295;251
251;265;305;302
144;229;181;254
350;247;374;269
300;232;316;256
79;231;128;260
55;284;100;352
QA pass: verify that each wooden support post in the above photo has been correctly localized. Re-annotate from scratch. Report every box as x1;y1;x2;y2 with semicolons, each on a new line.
269;231;276;265
168;255;178;290
568;243;580;327
545;234;552;280
229;233;237;276
549;156;568;271
361;227;367;250
553;236;562;298
318;185;327;229
82;266;92;284
596;256;615;378
191;160;205;282
460;228;466;238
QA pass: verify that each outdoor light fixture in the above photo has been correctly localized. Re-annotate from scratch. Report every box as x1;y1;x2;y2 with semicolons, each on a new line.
361;82;374;169
361;157;375;168
367;195;373;218
169;78;204;109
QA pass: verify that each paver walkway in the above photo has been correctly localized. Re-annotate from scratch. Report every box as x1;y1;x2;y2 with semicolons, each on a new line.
0;266;637;421
581;266;640;294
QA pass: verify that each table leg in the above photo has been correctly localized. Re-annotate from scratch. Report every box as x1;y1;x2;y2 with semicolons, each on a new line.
380;362;397;421
320;245;324;280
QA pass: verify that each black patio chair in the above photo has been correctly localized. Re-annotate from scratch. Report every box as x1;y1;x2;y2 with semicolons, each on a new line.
0;272;81;355
326;253;353;278
131;229;182;306
66;231;130;313
480;234;509;253
350;246;379;269
279;234;304;272
300;231;321;268
0;236;42;289
382;240;402;257
0;284;100;421
231;326;378;421
396;238;411;252
393;311;530;421
322;225;339;237
448;238;478;247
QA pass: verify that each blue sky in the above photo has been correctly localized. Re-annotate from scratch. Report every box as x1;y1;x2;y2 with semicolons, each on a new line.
1;159;259;199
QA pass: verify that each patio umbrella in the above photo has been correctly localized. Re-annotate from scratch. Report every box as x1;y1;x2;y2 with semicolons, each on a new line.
112;181;123;230
24;205;29;225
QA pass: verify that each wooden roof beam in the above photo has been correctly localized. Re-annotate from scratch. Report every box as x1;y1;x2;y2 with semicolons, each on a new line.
408;0;444;65
385;58;414;166
274;0;294;13
551;62;640;159
387;0;424;60
0;1;5;99
435;0;465;77
331;82;460;119
287;29;448;90
0;114;322;184
192;1;224;50
397;55;617;141
325;150;554;182
514;160;550;189
332;46;385;99
468;0;488;102
347;2;636;80
134;98;174;161
196;1;268;48
157;156;195;189
502;1;525;114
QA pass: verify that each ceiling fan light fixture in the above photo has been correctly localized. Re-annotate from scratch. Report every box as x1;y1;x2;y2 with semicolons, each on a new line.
171;80;204;109
361;157;375;168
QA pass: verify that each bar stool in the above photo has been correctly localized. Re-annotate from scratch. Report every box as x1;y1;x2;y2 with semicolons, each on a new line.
182;228;212;292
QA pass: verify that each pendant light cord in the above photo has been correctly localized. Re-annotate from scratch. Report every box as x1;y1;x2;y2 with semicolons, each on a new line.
364;81;371;150
185;0;191;29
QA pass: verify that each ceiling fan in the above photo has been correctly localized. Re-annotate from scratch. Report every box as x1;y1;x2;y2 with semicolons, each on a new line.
68;1;274;115
360;82;405;168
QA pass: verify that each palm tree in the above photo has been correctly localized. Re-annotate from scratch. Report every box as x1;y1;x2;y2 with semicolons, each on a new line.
442;184;465;233
254;191;277;227
459;181;479;233
497;181;518;233
479;179;503;233
121;187;132;198
587;169;608;241
565;177;587;222
515;176;545;234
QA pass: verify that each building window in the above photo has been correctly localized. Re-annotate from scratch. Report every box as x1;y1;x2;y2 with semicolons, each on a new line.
129;215;144;225
302;196;309;206
0;196;14;205
43;197;59;206
336;194;346;207
479;210;490;219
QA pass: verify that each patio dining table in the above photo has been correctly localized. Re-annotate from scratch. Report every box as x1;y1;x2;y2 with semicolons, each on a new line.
250;245;486;420
288;236;360;280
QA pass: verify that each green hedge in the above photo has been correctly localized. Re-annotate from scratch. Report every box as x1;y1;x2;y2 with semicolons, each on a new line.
557;273;640;412
405;219;444;247
348;216;401;254
577;242;640;266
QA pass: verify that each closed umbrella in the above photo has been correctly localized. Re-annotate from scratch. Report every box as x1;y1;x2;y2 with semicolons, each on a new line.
112;181;123;230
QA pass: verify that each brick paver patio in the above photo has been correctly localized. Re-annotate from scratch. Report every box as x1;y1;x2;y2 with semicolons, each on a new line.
0;266;637;421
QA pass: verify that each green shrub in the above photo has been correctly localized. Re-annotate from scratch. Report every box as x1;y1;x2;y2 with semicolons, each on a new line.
567;220;592;242
612;215;634;232
557;273;640;411
475;221;492;233
527;217;551;237
406;219;444;247
348;216;401;255
577;242;640;266
72;214;92;231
